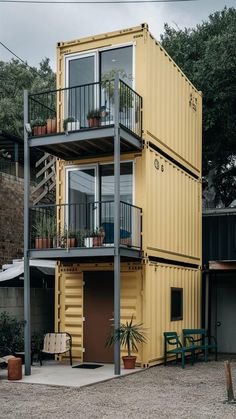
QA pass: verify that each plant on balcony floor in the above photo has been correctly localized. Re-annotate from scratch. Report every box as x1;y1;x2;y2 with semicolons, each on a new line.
33;217;48;249
92;227;105;247
63;117;80;133
31;117;47;136
61;228;77;248
46;116;57;134
87;109;101;128
106;316;146;369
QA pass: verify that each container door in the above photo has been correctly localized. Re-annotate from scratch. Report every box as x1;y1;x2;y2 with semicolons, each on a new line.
215;277;236;352
83;271;114;363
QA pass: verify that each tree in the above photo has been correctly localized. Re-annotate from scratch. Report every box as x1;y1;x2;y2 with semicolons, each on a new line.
161;7;236;207
0;58;56;138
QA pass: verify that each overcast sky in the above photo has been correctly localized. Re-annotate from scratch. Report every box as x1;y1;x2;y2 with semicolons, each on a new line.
0;0;235;70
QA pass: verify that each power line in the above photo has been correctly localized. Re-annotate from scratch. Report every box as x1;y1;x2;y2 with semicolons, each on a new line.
0;41;40;75
0;0;199;3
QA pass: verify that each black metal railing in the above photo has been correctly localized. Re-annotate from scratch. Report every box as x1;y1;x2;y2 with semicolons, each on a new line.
29;201;142;250
28;80;142;138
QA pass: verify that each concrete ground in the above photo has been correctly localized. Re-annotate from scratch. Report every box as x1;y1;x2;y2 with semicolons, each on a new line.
1;357;236;418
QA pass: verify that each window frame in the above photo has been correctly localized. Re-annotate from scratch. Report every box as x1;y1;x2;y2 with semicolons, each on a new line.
170;287;183;321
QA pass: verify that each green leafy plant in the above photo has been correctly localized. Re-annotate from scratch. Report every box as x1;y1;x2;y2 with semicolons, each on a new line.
87;109;101;119
31;117;47;127
0;312;25;352
106;316;146;357
63;116;76;130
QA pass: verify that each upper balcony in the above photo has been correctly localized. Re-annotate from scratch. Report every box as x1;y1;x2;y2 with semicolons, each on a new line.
28;80;143;160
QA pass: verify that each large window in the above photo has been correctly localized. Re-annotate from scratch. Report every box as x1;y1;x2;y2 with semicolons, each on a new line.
171;288;183;321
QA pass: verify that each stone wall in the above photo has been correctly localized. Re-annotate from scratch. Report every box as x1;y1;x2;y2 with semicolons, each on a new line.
0;173;24;268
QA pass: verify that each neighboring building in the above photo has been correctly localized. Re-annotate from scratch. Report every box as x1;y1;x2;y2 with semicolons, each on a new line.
203;208;236;353
25;24;202;370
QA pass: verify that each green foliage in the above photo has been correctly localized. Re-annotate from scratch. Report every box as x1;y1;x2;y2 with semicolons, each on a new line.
106;316;146;357
161;7;236;207
63;116;76;130
31;117;47;127
87;109;101;119
0;58;55;138
0;312;25;352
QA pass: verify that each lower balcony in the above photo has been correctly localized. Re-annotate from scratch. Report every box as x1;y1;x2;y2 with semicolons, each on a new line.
29;201;142;260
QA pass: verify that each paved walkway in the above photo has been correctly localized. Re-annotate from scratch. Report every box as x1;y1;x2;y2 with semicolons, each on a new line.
1;358;236;418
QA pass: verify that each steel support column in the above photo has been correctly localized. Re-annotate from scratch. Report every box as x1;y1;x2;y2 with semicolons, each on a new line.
23;90;31;375
114;75;121;375
14;142;19;177
205;272;210;331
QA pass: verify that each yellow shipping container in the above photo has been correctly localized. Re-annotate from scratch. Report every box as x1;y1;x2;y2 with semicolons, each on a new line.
57;23;202;176
56;261;201;366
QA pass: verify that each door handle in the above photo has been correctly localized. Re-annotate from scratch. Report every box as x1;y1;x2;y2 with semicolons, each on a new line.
216;321;221;327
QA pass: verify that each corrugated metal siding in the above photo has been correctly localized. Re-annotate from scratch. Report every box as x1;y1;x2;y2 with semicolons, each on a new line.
56;263;143;362
56;266;83;361
142;33;202;176
143;263;201;365
142;146;201;264
120;269;143;362
203;212;236;264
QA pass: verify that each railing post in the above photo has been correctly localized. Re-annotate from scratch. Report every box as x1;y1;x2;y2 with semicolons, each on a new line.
114;74;121;375
24;89;31;375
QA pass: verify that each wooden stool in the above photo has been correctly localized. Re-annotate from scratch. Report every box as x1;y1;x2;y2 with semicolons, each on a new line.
8;357;22;380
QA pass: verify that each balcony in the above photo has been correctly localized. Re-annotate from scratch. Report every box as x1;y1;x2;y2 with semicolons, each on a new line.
29;201;142;260
28;80;143;159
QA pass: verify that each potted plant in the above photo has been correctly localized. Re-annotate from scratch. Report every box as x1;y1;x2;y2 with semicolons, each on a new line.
31;118;47;136
84;230;94;248
106;316;146;369
63;117;80;132
101;69;133;111
87;109;101;128
33;217;48;249
92;227;105;247
46;116;57;134
61;228;77;248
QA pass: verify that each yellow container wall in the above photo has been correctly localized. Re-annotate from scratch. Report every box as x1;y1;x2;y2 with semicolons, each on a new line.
143;263;201;366
141;146;201;265
55;262;143;362
57;25;202;174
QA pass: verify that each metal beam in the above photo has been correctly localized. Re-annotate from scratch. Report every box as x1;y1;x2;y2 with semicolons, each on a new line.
120;127;142;150
28;127;115;148
205;273;209;331
114;75;121;376
23;90;31;375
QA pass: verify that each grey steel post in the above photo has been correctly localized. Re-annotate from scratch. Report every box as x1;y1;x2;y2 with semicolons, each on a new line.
14;142;19;177
205;272;209;331
23;90;31;375
114;74;121;375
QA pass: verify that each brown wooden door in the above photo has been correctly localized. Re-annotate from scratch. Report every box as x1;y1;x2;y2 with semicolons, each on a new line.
83;271;114;363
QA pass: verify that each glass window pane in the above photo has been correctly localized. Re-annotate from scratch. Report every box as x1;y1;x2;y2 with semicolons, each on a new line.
68;168;96;231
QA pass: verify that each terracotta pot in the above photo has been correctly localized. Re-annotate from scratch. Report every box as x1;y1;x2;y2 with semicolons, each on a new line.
47;238;53;248
88;118;101;128
33;125;46;136
35;237;43;249
46;118;57;134
42;238;48;248
122;355;137;369
67;237;76;247
93;236;103;247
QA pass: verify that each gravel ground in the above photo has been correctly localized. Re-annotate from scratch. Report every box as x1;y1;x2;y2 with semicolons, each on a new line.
1;359;236;418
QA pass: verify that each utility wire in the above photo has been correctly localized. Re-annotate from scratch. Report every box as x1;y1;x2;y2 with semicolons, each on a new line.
0;41;43;76
0;0;199;3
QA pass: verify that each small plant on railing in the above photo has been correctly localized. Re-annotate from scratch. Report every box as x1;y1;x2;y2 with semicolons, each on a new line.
31;118;47;136
87;109;101;128
63;117;80;133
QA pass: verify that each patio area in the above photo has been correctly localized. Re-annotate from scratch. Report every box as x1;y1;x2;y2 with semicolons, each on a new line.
0;360;141;388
